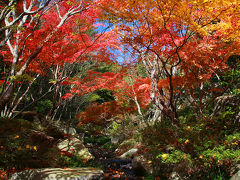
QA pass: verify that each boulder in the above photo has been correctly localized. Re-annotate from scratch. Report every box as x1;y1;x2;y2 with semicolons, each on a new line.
10;167;104;180
132;155;152;176
30;130;54;145
230;165;240;180
29;130;55;155
111;135;124;144
57;137;94;161
115;139;138;155
63;127;77;136
169;172;182;180
120;148;138;159
45;124;65;140
118;146;153;176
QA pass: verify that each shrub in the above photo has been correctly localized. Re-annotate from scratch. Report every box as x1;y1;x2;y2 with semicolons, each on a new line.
139;106;240;179
0;118;60;173
56;153;100;168
36;99;53;114
84;136;111;145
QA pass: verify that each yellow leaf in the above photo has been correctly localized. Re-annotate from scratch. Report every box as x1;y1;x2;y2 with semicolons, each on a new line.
10;76;16;80
162;154;168;159
49;80;57;84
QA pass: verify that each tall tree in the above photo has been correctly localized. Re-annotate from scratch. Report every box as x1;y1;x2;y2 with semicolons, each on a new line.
98;0;240;124
0;0;119;118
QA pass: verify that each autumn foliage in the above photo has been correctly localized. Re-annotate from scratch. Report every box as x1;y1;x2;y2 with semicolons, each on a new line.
0;0;119;118
0;0;240;179
94;0;240;124
0;0;239;127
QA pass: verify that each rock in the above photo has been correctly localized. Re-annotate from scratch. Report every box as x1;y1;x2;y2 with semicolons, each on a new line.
57;137;94;161
169;172;182;180
115;139;138;155
120;148;138;158
10;167;104;180
20;111;40;122
30;130;54;144
111;135;124;144
104;159;134;178
105;159;132;170
45;124;65;140
58;137;85;151
29;130;55;155
212;95;240;121
230;165;240;180
77;148;94;160
132;155;150;176
63;127;77;136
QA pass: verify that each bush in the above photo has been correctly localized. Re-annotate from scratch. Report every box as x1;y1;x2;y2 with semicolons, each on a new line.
56;153;100;168
101;142;118;151
156;149;192;165
84;136;111;145
139;106;240;179
36;99;53;114
57;153;87;168
0;118;60;173
107;113;142;143
0;118;40;170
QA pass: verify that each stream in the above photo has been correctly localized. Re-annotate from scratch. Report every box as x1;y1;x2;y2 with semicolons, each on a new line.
88;145;141;179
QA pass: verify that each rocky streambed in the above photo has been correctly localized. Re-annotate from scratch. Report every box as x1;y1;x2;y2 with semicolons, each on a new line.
10;141;144;180
87;144;142;179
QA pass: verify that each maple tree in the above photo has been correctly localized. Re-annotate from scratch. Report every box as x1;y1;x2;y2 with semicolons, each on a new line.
97;0;240;125
0;0;119;118
0;1;239;178
71;63;153;125
1;0;238;124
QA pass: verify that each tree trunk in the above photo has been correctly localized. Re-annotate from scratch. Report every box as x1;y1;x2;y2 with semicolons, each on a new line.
0;83;14;112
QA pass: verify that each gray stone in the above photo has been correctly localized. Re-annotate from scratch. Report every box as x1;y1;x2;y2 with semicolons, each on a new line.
57;138;94;161
132;155;152;175
120;148;138;158
10;167;104;180
111;136;124;144
63;127;77;136
115;139;138;155
230;165;240;180
169;172;182;180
